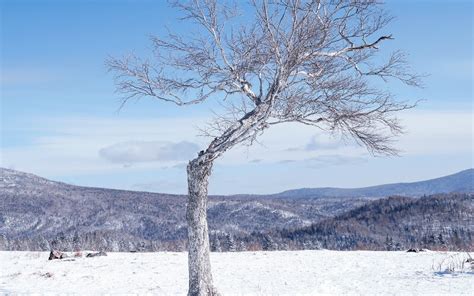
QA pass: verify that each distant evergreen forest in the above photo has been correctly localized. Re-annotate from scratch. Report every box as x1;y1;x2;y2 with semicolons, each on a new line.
1;193;472;252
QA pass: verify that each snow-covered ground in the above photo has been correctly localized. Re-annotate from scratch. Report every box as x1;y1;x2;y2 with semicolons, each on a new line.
0;250;472;295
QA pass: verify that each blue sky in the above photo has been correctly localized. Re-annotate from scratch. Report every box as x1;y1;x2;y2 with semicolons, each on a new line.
1;0;472;194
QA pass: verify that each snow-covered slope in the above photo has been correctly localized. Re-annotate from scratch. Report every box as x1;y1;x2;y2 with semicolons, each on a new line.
0;250;471;295
0;168;373;251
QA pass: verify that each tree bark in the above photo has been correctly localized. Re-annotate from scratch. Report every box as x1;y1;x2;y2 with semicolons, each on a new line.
186;157;219;296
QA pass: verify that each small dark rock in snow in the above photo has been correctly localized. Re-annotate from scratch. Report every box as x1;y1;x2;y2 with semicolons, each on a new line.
406;248;426;253
48;250;64;260
86;251;107;258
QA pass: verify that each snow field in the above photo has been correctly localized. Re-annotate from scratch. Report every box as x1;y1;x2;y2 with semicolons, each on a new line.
0;250;472;295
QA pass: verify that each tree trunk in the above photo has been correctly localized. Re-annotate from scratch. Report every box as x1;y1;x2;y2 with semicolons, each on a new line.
186;157;219;296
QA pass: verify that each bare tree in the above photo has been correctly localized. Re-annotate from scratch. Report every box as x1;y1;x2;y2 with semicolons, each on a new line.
107;0;420;294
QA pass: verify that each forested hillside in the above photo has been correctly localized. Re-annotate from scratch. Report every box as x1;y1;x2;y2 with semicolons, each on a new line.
216;194;473;251
0;168;371;251
1;168;472;251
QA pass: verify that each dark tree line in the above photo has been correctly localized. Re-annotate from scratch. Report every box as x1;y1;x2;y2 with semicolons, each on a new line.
212;193;473;252
1;193;472;252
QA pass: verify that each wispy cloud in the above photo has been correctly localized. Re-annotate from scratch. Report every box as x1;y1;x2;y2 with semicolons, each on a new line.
131;179;185;193
278;159;297;164
1;67;58;86
1;109;472;193
304;155;367;168
1;116;206;175
170;162;188;169
99;141;199;164
304;134;349;151
285;133;355;153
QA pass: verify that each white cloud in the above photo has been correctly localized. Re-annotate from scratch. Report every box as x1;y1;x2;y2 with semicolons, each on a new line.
1;109;472;188
397;110;473;155
131;179;185;193
1;116;206;176
304;134;345;151
304;155;367;168
99;141;199;164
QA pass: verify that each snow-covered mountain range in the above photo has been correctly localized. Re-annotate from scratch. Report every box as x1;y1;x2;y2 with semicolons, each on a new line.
0;168;472;251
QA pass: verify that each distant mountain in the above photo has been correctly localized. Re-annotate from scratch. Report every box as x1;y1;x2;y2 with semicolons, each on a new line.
230;193;474;252
0;167;472;251
1;168;370;251
274;169;474;198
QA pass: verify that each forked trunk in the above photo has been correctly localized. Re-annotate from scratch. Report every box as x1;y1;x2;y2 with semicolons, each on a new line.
186;158;219;296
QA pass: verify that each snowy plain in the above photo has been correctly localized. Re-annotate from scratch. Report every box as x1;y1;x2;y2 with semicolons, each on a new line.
0;250;472;295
